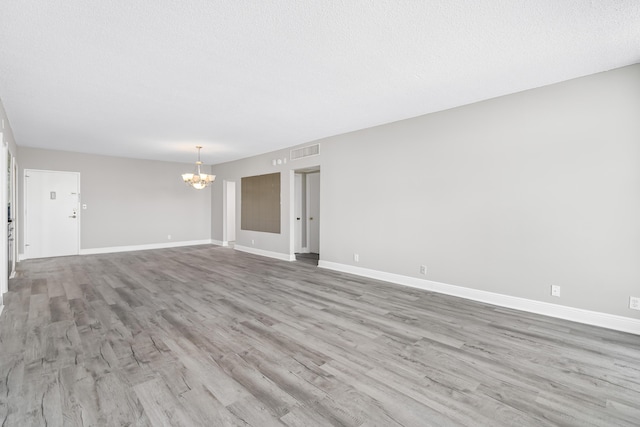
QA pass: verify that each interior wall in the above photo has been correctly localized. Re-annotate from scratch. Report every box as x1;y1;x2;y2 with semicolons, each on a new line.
211;144;321;255
319;64;640;319
208;65;640;320
18;147;212;254
0;97;19;301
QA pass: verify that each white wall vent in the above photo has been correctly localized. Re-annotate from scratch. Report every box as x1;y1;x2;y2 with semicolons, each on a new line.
290;144;320;160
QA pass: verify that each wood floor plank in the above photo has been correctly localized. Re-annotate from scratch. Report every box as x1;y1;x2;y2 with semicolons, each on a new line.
133;377;199;427
161;336;251;407
1;245;639;426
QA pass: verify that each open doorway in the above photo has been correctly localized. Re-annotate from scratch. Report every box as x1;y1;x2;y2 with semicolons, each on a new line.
222;180;236;246
293;167;320;266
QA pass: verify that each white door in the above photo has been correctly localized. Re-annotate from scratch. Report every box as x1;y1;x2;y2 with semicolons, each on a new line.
307;172;320;254
25;170;80;259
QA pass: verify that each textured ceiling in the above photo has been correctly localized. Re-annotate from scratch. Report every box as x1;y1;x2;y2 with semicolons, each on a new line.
1;1;639;165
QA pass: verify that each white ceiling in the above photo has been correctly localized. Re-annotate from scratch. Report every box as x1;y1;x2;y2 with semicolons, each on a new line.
1;1;639;165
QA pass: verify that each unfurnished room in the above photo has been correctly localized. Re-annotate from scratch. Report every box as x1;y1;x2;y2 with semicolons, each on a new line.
0;1;639;426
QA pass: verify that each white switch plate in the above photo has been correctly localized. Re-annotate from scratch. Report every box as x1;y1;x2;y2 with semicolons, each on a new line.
630;296;640;311
420;265;427;275
551;285;561;297
353;253;359;262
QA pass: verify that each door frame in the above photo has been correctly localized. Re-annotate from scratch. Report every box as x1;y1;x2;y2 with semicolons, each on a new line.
290;166;320;259
293;173;304;253
305;171;320;254
222;180;236;246
24;169;81;260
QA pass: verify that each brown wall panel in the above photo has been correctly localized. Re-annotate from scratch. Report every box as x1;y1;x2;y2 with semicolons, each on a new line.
241;172;281;233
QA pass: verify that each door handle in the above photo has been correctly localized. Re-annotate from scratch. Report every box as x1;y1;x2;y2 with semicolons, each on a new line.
296;217;300;220
69;215;77;219
309;217;314;220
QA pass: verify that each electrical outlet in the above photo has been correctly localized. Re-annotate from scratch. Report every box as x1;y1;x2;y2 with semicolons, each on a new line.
167;234;172;240
630;296;640;311
420;265;427;275
353;253;359;262
551;285;561;297
251;239;255;245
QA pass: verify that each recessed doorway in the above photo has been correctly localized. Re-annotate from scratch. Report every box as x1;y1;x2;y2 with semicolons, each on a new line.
223;180;236;246
293;167;320;265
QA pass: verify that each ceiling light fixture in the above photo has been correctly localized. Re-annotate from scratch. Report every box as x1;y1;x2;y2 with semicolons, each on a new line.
182;145;215;190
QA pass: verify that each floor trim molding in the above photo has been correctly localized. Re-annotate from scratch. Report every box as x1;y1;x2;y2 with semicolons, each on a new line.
319;261;640;336
79;239;215;256
234;245;295;262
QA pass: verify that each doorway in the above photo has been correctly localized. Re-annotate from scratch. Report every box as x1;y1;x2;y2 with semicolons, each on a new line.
24;169;80;259
7;151;16;278
293;168;320;265
223;180;236;246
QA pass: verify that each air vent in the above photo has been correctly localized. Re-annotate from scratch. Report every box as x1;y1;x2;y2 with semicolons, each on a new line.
290;144;320;160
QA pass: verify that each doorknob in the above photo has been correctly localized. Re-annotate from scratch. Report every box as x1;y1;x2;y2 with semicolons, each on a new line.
69;209;77;219
296;217;300;220
309;217;314;220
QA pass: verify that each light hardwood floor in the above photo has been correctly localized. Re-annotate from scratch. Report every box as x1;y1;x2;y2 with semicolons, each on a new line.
1;245;639;426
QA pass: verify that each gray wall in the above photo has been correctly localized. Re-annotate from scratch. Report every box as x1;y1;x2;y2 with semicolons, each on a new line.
211;145;321;254
18;147;212;252
211;64;640;319
319;64;640;318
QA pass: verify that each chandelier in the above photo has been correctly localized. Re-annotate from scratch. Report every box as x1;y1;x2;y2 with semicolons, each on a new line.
182;145;215;189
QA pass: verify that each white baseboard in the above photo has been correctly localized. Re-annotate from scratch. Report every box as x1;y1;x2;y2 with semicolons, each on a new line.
211;239;226;246
318;261;640;336
79;239;214;256
0;304;3;318
18;253;25;262
234;245;295;262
